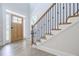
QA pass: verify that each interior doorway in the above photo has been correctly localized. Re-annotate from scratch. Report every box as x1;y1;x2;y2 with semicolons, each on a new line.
11;15;23;42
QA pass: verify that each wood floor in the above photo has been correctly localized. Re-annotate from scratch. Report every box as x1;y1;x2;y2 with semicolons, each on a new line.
0;40;54;56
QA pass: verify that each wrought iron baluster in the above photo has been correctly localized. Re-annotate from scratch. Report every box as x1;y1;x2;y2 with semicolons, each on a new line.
31;25;34;45
49;9;51;34
40;21;42;39
39;21;41;40
55;4;56;29
60;3;61;24
51;7;54;30
63;3;64;23
35;26;37;43
43;16;46;37
47;11;49;34
48;11;50;34
66;3;67;23
73;3;75;15
33;26;36;44
37;28;39;40
37;24;40;41
42;17;45;38
69;3;71;16
46;13;47;34
78;3;79;12
45;14;46;34
77;3;78;15
57;3;59;29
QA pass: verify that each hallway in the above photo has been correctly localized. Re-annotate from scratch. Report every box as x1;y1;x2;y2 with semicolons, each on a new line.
0;40;54;56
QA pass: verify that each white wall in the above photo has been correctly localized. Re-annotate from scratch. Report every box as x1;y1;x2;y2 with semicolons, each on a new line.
41;18;79;55
1;3;30;45
30;3;52;25
0;3;53;46
0;4;3;46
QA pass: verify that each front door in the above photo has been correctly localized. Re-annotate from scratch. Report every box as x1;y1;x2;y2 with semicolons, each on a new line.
11;15;23;42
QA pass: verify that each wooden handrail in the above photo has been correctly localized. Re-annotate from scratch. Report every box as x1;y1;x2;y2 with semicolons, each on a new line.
33;3;56;27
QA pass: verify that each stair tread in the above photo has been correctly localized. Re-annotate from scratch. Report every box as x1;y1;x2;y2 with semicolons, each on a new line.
36;41;41;45
41;39;47;42
59;22;71;25
52;29;61;30
41;36;46;39
45;33;53;35
68;16;79;23
51;30;61;35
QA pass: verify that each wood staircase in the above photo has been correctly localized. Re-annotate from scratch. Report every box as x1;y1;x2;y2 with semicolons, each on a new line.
31;3;79;46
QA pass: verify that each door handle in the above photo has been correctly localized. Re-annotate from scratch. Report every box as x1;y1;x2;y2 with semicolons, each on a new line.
11;27;13;29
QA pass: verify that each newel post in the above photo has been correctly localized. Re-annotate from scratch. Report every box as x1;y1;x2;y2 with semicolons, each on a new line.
31;25;34;46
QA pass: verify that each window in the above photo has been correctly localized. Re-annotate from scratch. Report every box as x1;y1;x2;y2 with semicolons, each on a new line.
18;17;22;24
6;13;10;40
12;16;18;23
12;16;22;24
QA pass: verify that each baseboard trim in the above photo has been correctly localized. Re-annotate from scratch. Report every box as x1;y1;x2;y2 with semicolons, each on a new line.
32;45;76;56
